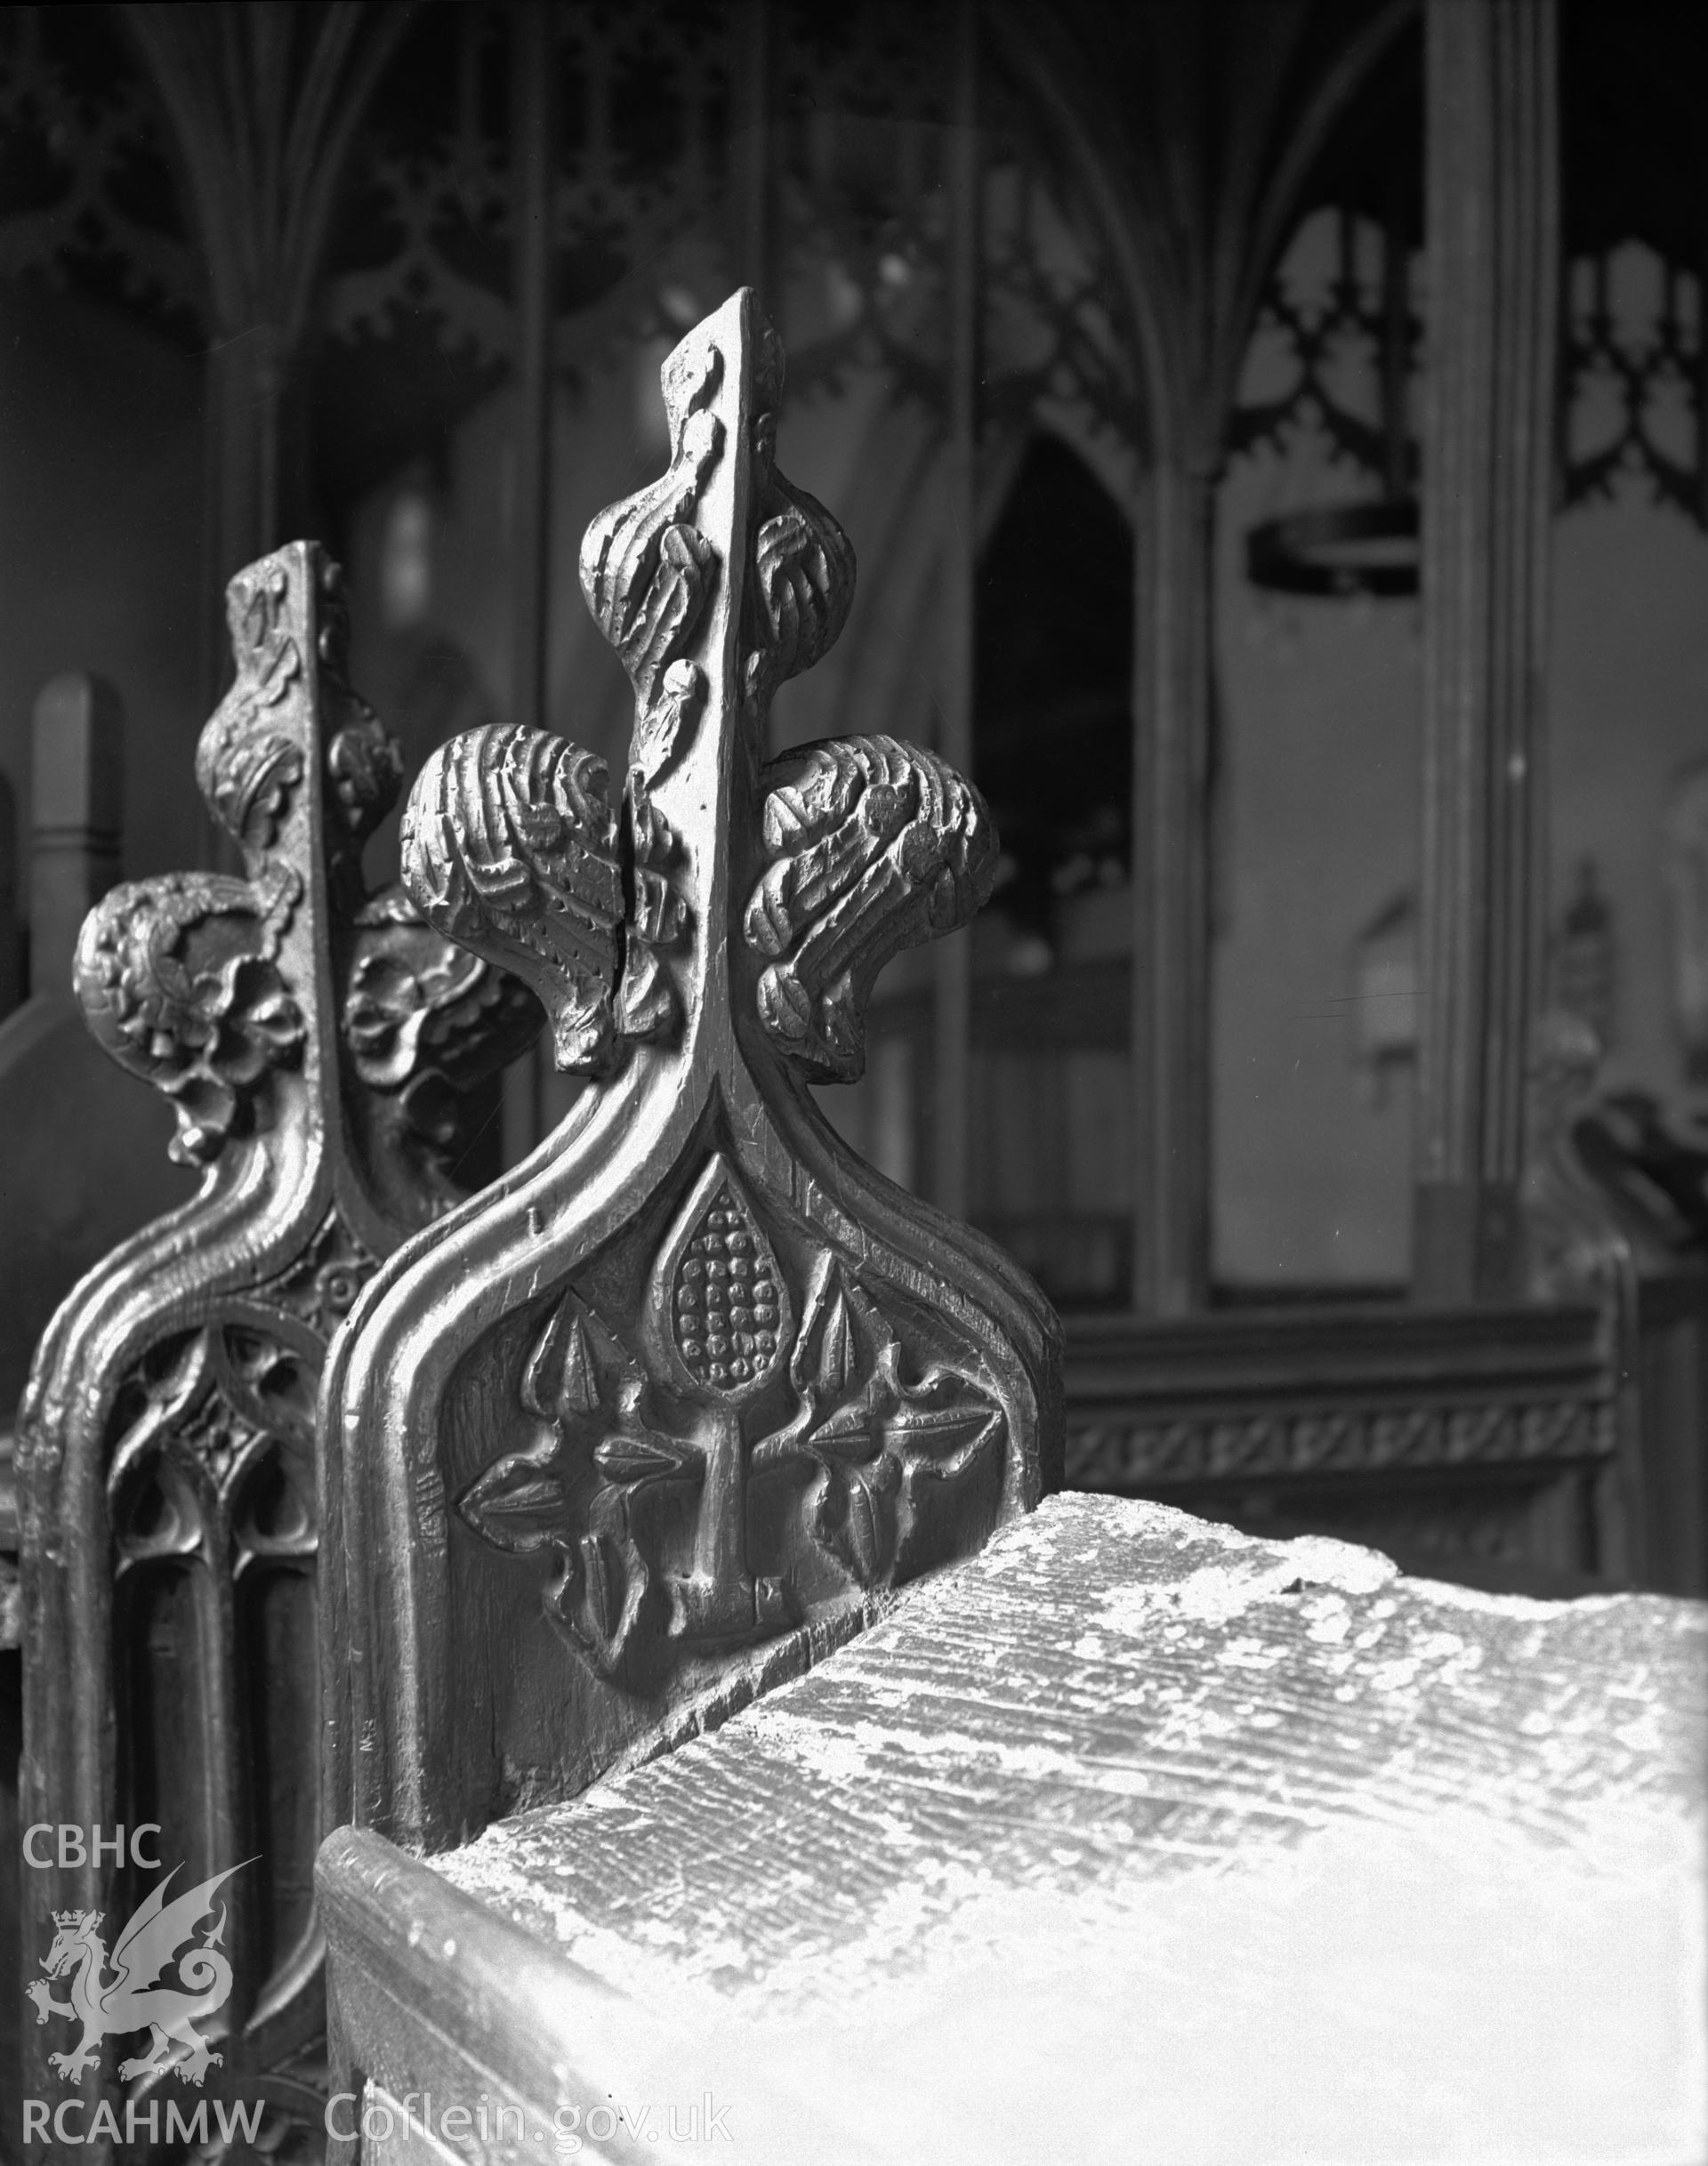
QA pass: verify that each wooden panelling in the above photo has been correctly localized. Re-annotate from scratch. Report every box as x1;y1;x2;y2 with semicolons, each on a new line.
1061;1300;1626;1588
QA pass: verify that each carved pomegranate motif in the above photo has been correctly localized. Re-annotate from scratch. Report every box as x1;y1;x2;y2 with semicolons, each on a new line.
327;293;1060;1848
654;1158;793;1401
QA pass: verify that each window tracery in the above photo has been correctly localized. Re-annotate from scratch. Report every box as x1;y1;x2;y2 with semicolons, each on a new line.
1227;207;1705;529
0;8;201;342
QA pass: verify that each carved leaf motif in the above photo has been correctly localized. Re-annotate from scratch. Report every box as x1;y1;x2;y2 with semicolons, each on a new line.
803;1277;858;1400
813;1446;900;1590
593;1430;697;1484
558;1490;657;1675
197;556;309;851
612;770;689;1045
610;523;716;715
742;471;857;713
737;331;855;719
456;1453;571;1556
633;658;706;783
520;1296;602;1425
455;1290;702;1679
199;732;304;854
744;737;998;1081
761;1257;1004;1590
581;329;724;769
626;775;687;940
400;725;624;1075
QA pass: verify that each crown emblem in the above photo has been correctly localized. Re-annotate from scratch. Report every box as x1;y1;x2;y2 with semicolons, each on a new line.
53;1909;100;1929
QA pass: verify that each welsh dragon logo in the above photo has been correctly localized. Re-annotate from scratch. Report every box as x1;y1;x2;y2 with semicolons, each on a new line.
26;1863;246;2087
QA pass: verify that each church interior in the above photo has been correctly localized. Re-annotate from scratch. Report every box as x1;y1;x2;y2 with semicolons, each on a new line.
0;0;1704;2156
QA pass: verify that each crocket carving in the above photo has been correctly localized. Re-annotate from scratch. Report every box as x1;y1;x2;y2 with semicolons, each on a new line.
18;543;537;2139
323;292;1062;1850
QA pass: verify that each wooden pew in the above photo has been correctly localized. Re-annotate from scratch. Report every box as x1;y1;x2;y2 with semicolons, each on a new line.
319;1493;1706;2164
315;286;1063;2148
315;292;1704;2161
318;288;1059;1872
1061;1300;1627;1595
0;1424;16;2156
16;545;537;2152
0;748;17;1999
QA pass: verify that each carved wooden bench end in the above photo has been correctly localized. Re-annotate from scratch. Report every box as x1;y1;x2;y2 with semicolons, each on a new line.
324;288;1063;1853
18;542;536;2135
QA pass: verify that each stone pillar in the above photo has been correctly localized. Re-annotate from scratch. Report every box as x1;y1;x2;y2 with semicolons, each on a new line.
1131;450;1213;1315
29;672;123;1001
501;0;559;1164
1414;0;1559;1302
0;769;20;1017
932;0;979;1223
509;0;556;745
125;2;413;754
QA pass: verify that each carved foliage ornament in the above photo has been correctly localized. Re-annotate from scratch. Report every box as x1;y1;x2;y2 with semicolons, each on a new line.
746;734;994;1083
458;1154;1006;1679
77;551;536;1184
19;541;536;2117
329;289;1059;1847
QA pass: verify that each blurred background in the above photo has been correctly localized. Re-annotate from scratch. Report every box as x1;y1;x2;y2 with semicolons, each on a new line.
2;0;1706;1605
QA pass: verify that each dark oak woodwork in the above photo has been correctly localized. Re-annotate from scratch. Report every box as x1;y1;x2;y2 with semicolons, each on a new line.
1055;1008;1708;1597
321;291;1061;1864
16;544;535;2150
1061;1300;1627;1589
0;1445;15;2160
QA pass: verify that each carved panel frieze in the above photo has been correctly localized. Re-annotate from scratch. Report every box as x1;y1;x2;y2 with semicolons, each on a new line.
325;290;1061;1852
1064;1397;1616;1491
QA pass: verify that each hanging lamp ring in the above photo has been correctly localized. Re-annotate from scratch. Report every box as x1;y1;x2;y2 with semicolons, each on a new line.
1246;499;1420;598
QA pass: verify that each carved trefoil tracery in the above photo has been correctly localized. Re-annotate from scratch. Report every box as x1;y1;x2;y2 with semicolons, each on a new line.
325;290;1061;1854
17;543;536;2146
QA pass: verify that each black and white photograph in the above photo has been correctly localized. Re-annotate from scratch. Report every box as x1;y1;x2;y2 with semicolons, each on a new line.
0;1;1702;2160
